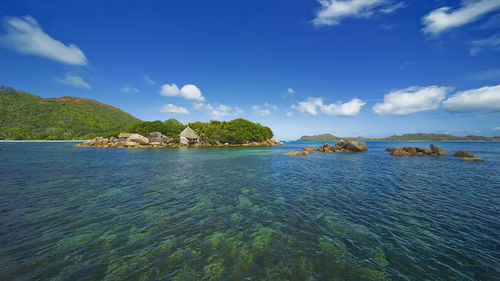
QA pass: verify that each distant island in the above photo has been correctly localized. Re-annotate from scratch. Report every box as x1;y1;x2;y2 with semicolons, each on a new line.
298;133;500;141
297;133;341;141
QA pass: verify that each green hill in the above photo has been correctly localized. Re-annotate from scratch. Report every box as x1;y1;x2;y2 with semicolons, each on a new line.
0;86;140;140
380;133;500;141
297;133;340;141
297;132;500;141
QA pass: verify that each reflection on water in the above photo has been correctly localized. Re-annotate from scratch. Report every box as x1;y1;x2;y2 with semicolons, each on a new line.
0;141;499;280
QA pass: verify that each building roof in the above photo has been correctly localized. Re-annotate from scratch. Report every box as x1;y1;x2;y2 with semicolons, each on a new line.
180;126;200;139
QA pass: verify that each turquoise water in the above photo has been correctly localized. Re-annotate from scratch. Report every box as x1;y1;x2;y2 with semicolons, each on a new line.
0;141;499;280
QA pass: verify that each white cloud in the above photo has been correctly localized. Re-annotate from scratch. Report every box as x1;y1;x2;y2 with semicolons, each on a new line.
253;105;272;117
292;97;365;116
373;86;450;115
194;103;243;119
313;0;397;26
288;88;295;94
443;84;500;113
286;111;294;118
422;0;500;36
380;1;405;14
160;104;189;115
494;126;500;131
121;85;140;94
1;16;87;65
470;33;500;56
253;103;278;117
160;83;205;101
160;83;181;96
143;74;156;85
55;74;91;89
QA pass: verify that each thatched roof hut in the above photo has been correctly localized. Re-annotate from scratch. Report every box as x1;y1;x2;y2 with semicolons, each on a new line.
180;126;200;140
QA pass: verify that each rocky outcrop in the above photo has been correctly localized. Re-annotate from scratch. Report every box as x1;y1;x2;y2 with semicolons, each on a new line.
77;135;283;148
387;144;447;156
454;150;474;158
127;134;149;145
460;157;484;162
296;139;368;154
430;144;448;156
390;148;411;156
149;132;171;144
285;151;309;156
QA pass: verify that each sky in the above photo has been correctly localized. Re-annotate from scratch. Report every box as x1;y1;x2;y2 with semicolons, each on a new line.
0;0;499;140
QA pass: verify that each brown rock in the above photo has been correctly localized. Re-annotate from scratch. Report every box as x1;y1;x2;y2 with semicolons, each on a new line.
454;151;474;158
403;147;417;155
390;148;411;156
301;146;316;152
386;147;394;152
430;144;448;156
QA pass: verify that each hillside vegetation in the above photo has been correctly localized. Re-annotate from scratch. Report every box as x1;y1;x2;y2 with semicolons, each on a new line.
297;133;500;141
298;133;340;141
0;86;140;139
125;118;274;144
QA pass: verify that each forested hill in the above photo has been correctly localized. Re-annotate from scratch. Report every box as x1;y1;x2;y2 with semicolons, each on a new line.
0;86;140;140
297;133;341;141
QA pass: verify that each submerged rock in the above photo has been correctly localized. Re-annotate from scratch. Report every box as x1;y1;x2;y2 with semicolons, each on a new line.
454;150;474;158
460;157;484;162
285;151;309;156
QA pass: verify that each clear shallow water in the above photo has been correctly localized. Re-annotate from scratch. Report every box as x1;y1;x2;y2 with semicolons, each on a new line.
0;141;499;281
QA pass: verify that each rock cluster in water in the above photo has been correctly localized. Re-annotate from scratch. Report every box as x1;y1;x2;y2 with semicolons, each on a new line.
386;144;448;156
77;132;283;148
285;139;368;156
453;150;484;162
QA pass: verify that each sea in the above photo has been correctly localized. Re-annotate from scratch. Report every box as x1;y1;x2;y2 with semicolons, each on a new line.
0;141;499;281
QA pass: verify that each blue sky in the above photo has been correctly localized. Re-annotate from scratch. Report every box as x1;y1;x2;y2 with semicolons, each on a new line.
1;0;499;140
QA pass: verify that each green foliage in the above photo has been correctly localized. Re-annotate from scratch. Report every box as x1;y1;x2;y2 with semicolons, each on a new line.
189;118;274;144
298;133;341;141
126;119;185;141
0;86;140;140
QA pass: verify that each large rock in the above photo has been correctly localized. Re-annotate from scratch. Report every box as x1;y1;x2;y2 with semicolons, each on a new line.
386;147;394;152
454;150;474;158
390;148;411;156
430;144;447;156
285;151;309;156
109;137;118;143
301;146;316;152
403;147;417;155
345;141;368;152
127;134;149;145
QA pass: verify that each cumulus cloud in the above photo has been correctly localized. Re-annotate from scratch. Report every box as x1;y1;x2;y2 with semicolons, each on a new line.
443;84;500;113
194;103;243;120
373;86;451;115
312;0;404;26
160;104;189;115
1;16;88;65
292;97;365;116
422;0;500;36
470;33;500;56
160;83;205;101
55;74;91;89
121;85;140;94
286;111;294;118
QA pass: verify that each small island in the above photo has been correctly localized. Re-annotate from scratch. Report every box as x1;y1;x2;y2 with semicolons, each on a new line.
77;118;283;148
